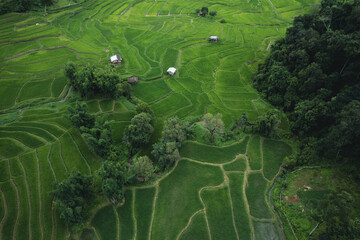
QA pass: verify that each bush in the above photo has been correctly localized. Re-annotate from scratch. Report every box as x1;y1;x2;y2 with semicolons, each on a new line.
131;156;155;182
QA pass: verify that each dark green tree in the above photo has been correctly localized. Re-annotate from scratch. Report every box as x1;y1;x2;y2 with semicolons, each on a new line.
131;156;155;182
203;113;224;142
201;6;208;16
51;171;94;230
152;141;180;169
209;11;217;17
67;102;95;129
97;161;131;204
123;113;154;153
161;116;186;148
81;116;113;158
255;109;281;137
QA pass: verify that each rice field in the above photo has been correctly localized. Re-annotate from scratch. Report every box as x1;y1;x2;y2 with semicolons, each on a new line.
84;137;292;240
0;0;312;238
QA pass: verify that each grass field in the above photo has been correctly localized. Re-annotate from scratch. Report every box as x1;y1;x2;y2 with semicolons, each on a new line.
0;0;310;238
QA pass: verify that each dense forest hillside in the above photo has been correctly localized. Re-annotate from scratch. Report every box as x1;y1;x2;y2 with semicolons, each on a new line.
0;0;54;14
253;0;360;166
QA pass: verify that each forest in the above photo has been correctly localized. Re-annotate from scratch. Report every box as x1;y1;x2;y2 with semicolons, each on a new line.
253;0;360;167
254;0;360;238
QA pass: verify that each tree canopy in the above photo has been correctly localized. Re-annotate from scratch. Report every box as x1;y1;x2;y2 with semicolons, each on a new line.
253;0;360;165
65;62;130;99
51;171;94;230
123;112;154;153
97;161;131;204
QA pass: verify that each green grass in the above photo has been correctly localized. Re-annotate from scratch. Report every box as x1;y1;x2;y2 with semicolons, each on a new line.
0;126;56;142
135;187;156;240
69;128;100;173
253;221;282;240
178;212;209;240
227;172;251;239
0;131;45;149
20;151;42;239
202;186;238;240
247;135;262;170
0;160;10;182
262;139;292;180
80;228;99;240
13;176;30;240
49;141;68;180
223;156;247;171
0;139;25;158
59;132;90;174
246;172;273;219
132;79;172;103
0;181;17;240
151;160;223;240
180;136;249;164
37;144;56;240
117;190;134;240
99;99;114;112
9;157;23;176
92;205;117;240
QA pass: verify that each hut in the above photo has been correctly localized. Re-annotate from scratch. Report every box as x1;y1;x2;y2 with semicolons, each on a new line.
127;77;138;84
167;67;176;76
110;54;122;64
209;36;219;42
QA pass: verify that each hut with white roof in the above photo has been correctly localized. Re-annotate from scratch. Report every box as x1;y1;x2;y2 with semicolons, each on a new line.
110;54;122;64
167;67;176;76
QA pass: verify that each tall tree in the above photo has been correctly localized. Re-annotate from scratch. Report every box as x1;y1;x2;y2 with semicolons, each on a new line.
67;102;95;129
123;113;154;153
97;161;131;204
131;156;155;182
152;141;180;169
51;171;94;230
203;113;224;142
161;116;186;147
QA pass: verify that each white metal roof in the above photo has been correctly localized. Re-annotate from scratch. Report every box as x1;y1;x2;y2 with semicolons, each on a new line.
167;67;176;75
110;55;121;62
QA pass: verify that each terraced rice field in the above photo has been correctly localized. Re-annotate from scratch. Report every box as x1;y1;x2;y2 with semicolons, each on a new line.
87;136;292;240
0;0;312;239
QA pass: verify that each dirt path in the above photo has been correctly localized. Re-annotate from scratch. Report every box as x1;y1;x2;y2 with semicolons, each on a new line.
18;156;33;240
131;189;137;240
0;188;8;234
148;185;158;240
9;162;21;240
113;205;120;240
243;139;256;237
175;209;205;240
35;150;45;240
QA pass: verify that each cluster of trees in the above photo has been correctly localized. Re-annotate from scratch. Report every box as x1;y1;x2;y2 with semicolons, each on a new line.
51;171;94;231
0;0;53;14
202;113;224;142
67;102;115;158
195;7;217;17
253;0;360;165
65;62;131;99
56;102;158;229
234;110;281;138
152;116;186;169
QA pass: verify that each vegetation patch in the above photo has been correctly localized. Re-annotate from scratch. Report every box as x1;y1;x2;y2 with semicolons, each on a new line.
180;137;249;164
246;172;273;219
202;186;238;240
262;139;292;180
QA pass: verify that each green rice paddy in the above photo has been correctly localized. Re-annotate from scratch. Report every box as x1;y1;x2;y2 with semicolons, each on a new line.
0;0;312;238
